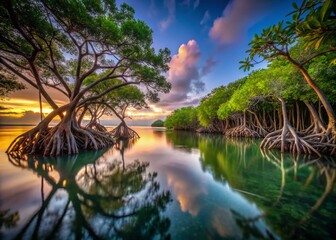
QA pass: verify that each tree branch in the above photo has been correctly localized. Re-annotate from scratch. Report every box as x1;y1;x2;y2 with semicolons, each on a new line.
45;42;72;97
0;57;38;89
79;81;139;106
301;48;336;65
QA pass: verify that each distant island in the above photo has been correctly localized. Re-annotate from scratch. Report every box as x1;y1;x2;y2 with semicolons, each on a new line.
151;120;164;127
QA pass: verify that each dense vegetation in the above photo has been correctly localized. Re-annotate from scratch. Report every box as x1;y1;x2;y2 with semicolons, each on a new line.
151;119;164;127
165;0;336;156
165;107;198;130
0;0;171;155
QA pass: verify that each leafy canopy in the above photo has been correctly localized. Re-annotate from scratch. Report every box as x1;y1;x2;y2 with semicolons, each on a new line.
0;0;171;111
165;107;198;130
197;78;247;126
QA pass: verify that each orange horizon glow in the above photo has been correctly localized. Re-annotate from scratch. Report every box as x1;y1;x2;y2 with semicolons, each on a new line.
0;97;171;124
0;98;57;116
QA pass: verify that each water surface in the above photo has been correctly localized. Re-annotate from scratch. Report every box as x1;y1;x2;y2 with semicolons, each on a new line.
0;126;335;239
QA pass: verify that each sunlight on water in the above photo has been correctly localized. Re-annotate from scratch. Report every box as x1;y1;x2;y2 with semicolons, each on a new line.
0;126;335;239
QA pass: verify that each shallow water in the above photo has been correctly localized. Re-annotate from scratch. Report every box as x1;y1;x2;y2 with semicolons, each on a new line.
0;126;335;239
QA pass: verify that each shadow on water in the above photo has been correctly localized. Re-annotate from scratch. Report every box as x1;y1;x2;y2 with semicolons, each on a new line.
5;140;172;240
166;130;336;240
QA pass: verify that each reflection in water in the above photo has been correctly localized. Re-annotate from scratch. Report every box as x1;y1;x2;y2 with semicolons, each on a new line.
289;160;336;239
166;131;336;239
166;165;207;216
7;143;171;240
1;127;336;239
166;132;278;239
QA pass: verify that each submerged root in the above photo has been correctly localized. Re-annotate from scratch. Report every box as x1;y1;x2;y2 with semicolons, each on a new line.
301;128;336;155
6;124;50;155
110;122;140;140
7;121;114;156
225;125;260;138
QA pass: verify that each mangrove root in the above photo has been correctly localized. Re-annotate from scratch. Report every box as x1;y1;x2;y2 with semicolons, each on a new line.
7;121;113;156
110;122;140;140
225;125;260;138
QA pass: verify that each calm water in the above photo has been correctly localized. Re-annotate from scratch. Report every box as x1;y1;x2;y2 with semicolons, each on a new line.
0;126;335;239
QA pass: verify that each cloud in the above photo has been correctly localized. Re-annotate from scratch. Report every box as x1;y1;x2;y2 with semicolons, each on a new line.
165;164;207;216
0;111;44;125
158;40;205;110
149;0;158;17
0;105;10;110
200;10;210;25
159;0;176;30
209;0;272;45
193;0;200;9
180;0;199;9
201;57;219;76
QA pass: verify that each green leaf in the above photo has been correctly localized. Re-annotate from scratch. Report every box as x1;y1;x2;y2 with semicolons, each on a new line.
314;36;324;49
319;0;332;21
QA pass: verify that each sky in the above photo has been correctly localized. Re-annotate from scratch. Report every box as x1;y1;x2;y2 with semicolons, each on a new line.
0;0;300;126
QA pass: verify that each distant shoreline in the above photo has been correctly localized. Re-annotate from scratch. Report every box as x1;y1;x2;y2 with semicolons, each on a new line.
0;124;156;127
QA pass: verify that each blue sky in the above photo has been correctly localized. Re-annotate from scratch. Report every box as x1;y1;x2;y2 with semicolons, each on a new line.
113;0;300;121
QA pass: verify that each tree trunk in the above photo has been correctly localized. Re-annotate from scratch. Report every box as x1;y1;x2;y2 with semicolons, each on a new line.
304;101;326;133
290;60;336;132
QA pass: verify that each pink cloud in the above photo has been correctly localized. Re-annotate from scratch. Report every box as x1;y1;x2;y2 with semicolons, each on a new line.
168;40;200;85
209;0;271;45
159;40;204;108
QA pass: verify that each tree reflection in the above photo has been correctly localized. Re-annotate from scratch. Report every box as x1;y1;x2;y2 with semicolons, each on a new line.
230;148;336;239
165;130;199;153
289;158;336;239
114;138;138;171
7;145;171;240
166;131;336;239
230;210;275;240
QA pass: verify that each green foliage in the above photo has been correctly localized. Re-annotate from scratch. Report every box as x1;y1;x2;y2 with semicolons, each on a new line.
164;107;198;130
197;78;247;126
240;0;335;71
108;83;147;110
86;77;148;120
239;21;295;71
0;0;171;111
0;74;25;98
151;120;164;127
306;54;336;104
289;0;336;49
219;58;306;120
174;37;336;127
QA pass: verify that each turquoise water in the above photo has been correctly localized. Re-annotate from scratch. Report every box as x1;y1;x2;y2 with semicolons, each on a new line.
0;126;335;239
